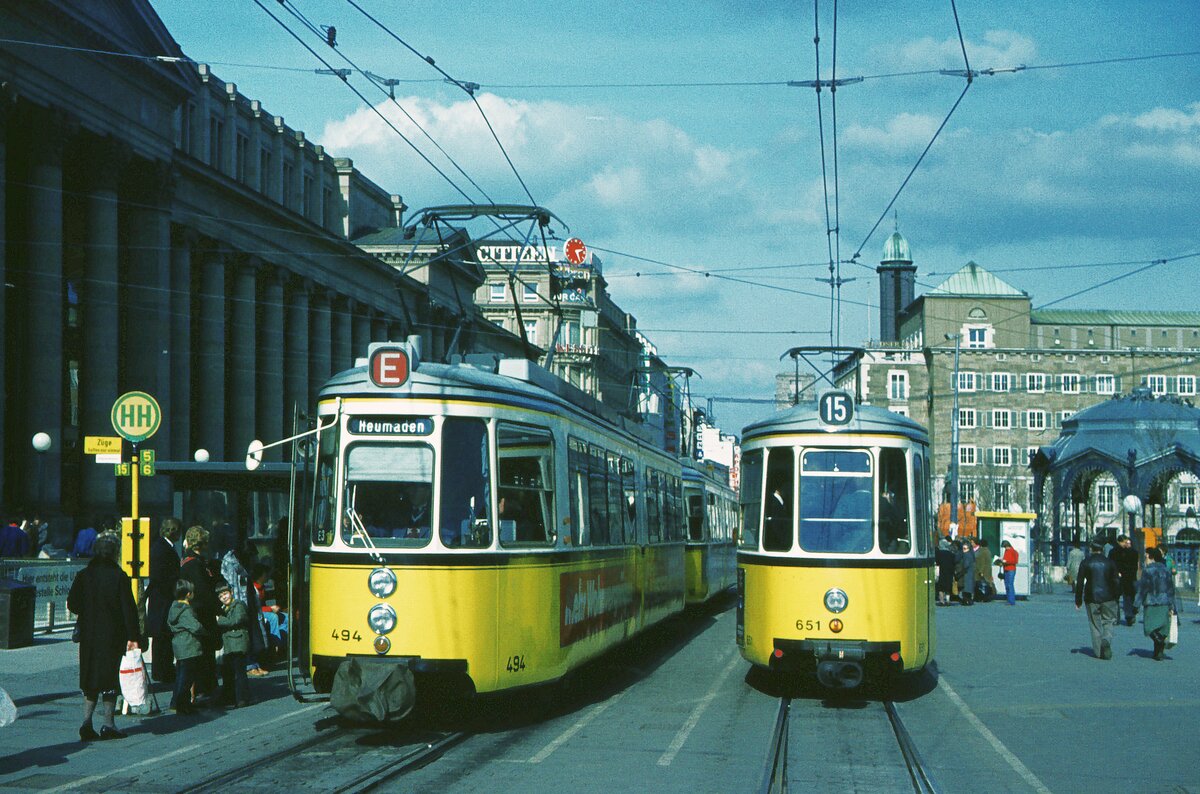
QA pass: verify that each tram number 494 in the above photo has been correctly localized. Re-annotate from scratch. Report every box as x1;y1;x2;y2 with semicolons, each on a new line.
332;629;363;642
505;654;526;672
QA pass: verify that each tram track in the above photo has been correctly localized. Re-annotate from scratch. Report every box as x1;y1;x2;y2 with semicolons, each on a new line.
758;695;941;793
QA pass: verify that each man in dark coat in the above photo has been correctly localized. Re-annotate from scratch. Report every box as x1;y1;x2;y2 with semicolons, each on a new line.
67;532;139;741
179;526;221;700
1075;541;1121;659
146;518;182;683
1109;534;1140;626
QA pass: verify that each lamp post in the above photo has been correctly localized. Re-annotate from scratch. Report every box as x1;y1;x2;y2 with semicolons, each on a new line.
31;431;51;516
1123;493;1142;550
945;334;962;532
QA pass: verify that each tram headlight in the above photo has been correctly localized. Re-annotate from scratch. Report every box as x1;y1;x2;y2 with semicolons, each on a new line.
367;603;397;635
368;567;397;598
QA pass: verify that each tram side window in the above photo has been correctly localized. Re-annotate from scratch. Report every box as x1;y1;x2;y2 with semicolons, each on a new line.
342;443;434;548
645;468;663;543
799;449;873;554
763;448;796;552
606;453;625;545
666;475;684;541
497;423;556;547
913;453;930;556
739;450;763;550
686;488;705;541
311;421;339;547
441;417;491;549
878;447;911;555
706;493;718;542
588;445;611;544
568;437;589;547
621;457;638;544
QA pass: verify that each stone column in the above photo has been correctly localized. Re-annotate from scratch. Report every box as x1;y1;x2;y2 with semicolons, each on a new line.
79;136;125;510
308;288;332;408
226;256;257;462
371;314;388;344
24;105;68;513
351;302;371;361
283;277;310;425
257;266;285;459
194;246;226;459
331;295;353;375
0;90;13;504
122;159;175;503
170;228;195;462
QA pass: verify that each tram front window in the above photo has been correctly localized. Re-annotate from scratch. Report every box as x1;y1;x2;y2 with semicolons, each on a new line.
342;444;434;548
799;450;873;553
878;447;911;555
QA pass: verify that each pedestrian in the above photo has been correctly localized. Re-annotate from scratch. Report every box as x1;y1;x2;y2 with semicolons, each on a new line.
1109;534;1140;625
66;531;139;741
179;526;221;702
0;515;29;557
1066;541;1085;587
935;537;956;606
999;540;1019;606
251;563;288;663
1074;541;1120;660
214;581;252;707
1135;546;1177;661
957;538;976;606
167;579;204;714
973;538;995;601
219;538;269;677
145;518;182;684
71;522;97;558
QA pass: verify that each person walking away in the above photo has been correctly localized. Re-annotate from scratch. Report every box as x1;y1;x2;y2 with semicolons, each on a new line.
1135;546;1177;661
935;538;956;606
1074;541;1120;659
1066;542;1085;587
957;539;976;606
167;580;205;714
146;518;182;683
999;540;1019;606
215;582;252;707
1109;534;1140;625
0;516;30;557
973;539;994;601
179;526;220;702
66;532;139;741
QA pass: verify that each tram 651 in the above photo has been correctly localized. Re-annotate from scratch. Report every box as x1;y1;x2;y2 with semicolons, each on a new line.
736;388;936;689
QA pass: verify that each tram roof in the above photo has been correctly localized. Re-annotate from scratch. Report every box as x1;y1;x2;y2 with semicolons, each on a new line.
319;355;663;451
741;401;929;445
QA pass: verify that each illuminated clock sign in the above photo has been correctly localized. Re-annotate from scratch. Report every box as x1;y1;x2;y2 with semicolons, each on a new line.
564;237;588;265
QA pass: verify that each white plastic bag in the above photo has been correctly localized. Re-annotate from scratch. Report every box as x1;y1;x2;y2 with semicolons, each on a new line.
0;687;17;728
118;649;148;707
1167;613;1179;648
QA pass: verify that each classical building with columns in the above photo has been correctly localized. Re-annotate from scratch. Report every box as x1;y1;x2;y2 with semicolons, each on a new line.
0;2;428;539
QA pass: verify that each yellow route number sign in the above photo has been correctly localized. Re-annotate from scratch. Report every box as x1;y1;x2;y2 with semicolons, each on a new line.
111;391;161;443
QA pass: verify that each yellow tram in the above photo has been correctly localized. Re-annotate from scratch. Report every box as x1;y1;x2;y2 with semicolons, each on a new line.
682;460;738;603
736;389;935;688
301;339;698;714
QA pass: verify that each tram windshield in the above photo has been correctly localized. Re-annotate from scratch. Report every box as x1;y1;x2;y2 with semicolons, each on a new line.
342;444;434;548
799;449;873;553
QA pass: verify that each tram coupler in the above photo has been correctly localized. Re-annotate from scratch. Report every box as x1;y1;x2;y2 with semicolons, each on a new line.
812;641;866;689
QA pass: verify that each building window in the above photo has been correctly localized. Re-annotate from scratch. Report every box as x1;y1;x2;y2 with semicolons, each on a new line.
523;282;539;303
1058;410;1074;427
489;282;506;302
992;447;1011;467
991;409;1012;429
236;133;249;182
1026;410;1046;430
303;173;314;218
1146;375;1166;395
960;446;977;466
1026;373;1046;393
994;482;1010;508
523;319;538;346
891;406;909;417
1098;484;1116;514
1061;374;1081;393
966;327;988;349
1179;376;1196;396
1181;485;1196;509
1096;374;1116;394
958;371;977;392
990;372;1011;392
282;161;294;208
959;408;976;429
960;481;976;503
888;371;908;401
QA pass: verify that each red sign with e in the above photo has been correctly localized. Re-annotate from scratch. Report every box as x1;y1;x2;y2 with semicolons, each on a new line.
369;348;409;387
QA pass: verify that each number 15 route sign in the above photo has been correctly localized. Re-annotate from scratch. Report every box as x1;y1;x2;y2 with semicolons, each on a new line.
111;391;162;442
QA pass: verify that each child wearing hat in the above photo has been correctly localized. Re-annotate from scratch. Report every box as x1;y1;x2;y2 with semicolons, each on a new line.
167;579;205;714
215;580;251;708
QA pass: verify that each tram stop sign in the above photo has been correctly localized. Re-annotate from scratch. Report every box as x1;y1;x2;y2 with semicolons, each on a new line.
111;391;162;443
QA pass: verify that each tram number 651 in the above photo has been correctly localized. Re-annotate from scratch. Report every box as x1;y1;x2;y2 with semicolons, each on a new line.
818;391;854;425
505;654;526;672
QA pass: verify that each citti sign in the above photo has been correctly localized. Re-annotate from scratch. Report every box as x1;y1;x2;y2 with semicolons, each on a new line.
476;244;593;266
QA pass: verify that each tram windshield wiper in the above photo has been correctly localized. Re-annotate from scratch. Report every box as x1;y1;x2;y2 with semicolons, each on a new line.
345;506;385;564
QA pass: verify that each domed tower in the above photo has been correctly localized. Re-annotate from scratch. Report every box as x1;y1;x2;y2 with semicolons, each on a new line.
876;228;916;343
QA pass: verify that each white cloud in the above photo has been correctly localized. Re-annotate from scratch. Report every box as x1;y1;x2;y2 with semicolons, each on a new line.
898;29;1036;70
843;113;945;150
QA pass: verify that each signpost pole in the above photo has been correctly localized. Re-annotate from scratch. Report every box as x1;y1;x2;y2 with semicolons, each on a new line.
131;442;140;521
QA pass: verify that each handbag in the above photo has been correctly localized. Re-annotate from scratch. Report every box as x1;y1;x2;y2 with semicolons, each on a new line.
1167;612;1179;648
118;649;148;707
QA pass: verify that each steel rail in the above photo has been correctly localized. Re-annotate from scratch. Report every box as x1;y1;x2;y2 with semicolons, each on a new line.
333;730;470;793
757;697;791;794
884;700;942;794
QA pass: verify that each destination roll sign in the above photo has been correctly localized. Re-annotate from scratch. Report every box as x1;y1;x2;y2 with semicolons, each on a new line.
347;417;433;436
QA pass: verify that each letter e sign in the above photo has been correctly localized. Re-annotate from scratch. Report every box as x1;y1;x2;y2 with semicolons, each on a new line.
369;348;409;387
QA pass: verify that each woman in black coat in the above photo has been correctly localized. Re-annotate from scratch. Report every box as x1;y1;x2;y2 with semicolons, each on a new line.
67;532;139;741
935;537;957;606
146;518;182;683
179;525;221;699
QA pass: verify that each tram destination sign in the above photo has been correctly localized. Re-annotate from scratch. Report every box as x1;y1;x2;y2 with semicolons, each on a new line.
347;416;433;436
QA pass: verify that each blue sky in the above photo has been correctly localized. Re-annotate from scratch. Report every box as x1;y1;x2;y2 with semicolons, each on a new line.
154;1;1200;437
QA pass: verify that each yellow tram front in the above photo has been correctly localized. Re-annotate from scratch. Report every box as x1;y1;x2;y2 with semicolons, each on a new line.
304;341;687;710
736;393;936;688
